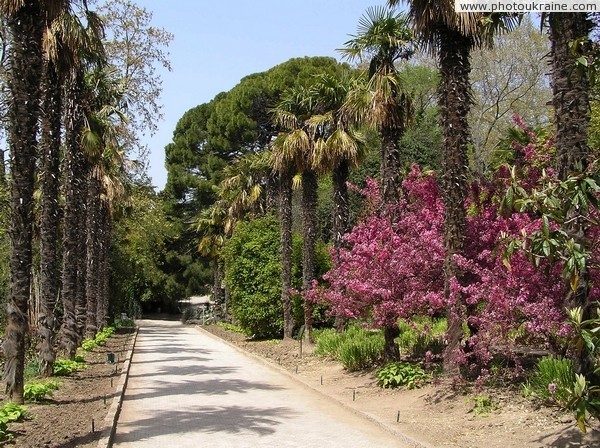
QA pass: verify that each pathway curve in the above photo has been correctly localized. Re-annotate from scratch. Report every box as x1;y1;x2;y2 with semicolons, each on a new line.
112;319;410;447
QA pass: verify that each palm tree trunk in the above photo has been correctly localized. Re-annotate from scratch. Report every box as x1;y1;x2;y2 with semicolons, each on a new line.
96;203;110;330
85;177;101;338
380;126;402;205
332;159;349;332
552;13;592;178
550;12;594;377
60;70;85;360
3;0;43;404
279;170;295;339
38;58;62;377
302;169;318;343
438;29;472;374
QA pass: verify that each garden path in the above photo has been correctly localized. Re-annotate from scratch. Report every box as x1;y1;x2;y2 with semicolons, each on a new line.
112;319;416;448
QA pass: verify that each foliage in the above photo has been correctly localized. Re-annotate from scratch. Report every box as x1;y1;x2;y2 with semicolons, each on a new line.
114;318;136;328
23;380;61;402
97;0;173;160
111;186;185;315
53;357;86;376
216;322;246;334
314;325;384;371
0;403;27;440
525;356;575;408
81;326;115;351
469;395;496;416
321;168;445;330
23;358;41;382
469;17;551;174
376;362;430;389
397;317;447;357
222;216;284;338
81;339;98;351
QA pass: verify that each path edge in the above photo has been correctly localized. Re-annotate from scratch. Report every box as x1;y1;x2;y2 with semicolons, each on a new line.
97;327;139;448
196;326;430;448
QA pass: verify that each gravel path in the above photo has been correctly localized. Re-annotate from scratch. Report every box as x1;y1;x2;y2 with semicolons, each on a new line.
112;319;410;447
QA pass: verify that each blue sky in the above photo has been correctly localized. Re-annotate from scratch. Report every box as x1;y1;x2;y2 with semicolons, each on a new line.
134;0;381;190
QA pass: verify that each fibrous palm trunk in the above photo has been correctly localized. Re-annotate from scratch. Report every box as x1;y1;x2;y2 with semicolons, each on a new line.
332;159;349;333
3;0;43;404
38;58;62;377
85;176;101;338
380;126;402;205
302;169;318;343
550;12;594;377
279;170;294;339
438;29;472;374
96;203;110;330
60;70;85;359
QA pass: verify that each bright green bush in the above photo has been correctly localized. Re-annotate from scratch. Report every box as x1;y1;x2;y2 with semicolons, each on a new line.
376;362;430;389
216;322;246;334
524;356;575;407
314;324;384;371
24;380;61;402
0;403;27;440
222;216;285;339
81;338;98;351
53;357;86;376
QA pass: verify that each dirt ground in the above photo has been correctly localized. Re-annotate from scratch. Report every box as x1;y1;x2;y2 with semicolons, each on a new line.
0;328;135;448
200;324;600;448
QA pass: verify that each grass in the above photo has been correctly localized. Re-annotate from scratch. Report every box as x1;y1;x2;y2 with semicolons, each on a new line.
314;325;384;371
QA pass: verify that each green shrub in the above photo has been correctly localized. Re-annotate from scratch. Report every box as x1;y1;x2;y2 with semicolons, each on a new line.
376;362;430;389
222;216;285;338
81;338;98;351
53;358;86;376
314;325;384;371
525;356;575;408
24;380;61;402
0;403;27;440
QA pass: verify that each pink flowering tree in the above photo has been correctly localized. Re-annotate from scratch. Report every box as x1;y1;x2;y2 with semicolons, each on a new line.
321;167;445;361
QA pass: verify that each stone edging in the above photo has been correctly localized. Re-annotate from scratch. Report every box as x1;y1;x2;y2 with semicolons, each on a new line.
196;326;430;448
96;327;139;448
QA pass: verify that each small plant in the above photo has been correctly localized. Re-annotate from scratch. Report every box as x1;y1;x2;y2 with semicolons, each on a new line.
470;395;496;416
81;338;98;351
525;356;575;408
376;362;430;389
53;357;86;376
94;326;115;346
0;403;27;440
24;380;61;402
216;322;246;334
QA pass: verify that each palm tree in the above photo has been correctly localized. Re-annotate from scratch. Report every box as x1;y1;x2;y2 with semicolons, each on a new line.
1;0;44;404
195;200;233;320
37;3;93;376
389;0;517;372
59;8;105;358
546;12;594;376
308;72;366;250
339;6;414;205
271;86;318;341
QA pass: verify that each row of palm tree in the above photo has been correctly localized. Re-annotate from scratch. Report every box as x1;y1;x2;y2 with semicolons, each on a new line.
196;4;594;375
2;0;130;403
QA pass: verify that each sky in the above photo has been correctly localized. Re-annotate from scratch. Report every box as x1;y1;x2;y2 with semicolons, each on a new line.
133;0;382;191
